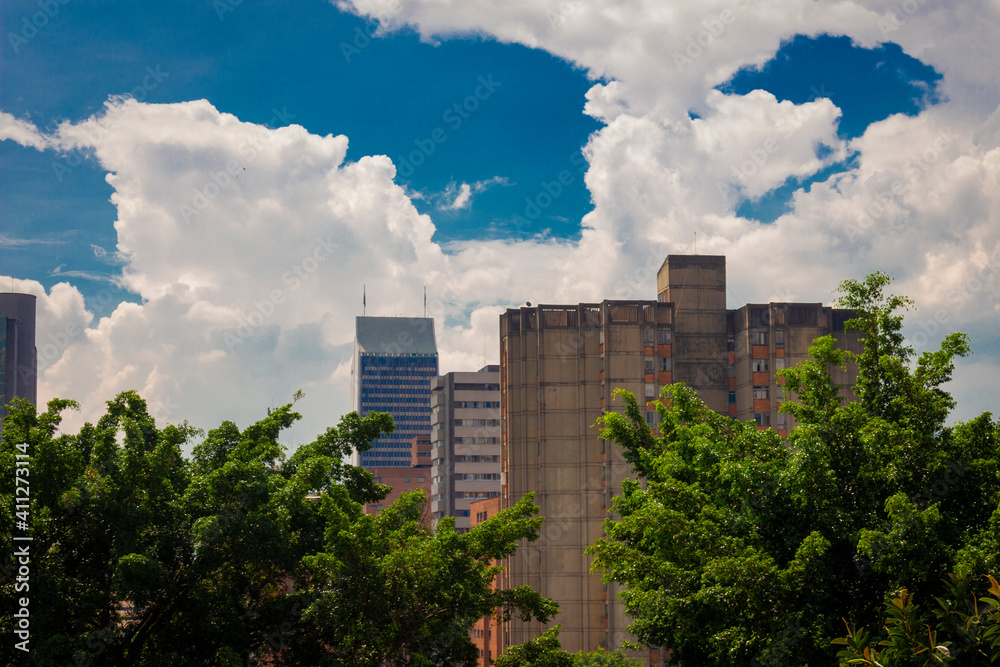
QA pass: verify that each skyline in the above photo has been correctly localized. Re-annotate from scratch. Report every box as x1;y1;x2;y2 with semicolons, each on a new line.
1;0;998;444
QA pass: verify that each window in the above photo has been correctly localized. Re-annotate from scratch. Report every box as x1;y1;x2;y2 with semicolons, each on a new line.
404;477;411;483
776;386;786;401
418;477;425;483
659;357;672;371
645;411;655;424
644;328;655;344
753;386;769;400
752;358;769;373
775;357;786;371
750;330;768;345
657;329;672;344
727;337;735;351
645;356;654;372
775;330;785;347
728;391;736;404
777;411;787;427
645;383;655;399
754;412;771;426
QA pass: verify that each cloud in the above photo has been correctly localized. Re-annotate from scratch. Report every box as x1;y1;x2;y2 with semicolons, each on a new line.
2;0;1000;440
334;0;1000;414
439;175;510;210
0;111;52;151
0;234;64;248
0;99;610;442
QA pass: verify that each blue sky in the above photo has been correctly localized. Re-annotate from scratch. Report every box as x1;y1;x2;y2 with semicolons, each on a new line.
1;0;998;439
2;0;600;313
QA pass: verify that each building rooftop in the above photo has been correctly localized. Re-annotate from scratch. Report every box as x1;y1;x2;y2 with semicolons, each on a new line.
355;316;437;355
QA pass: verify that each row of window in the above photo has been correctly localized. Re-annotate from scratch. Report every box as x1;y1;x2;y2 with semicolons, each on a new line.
643;357;673;372
455;491;501;499
455;419;500;427
751;357;787;372
457;401;499;409
434;473;502;483
749;330;786;347
373;476;427;484
432;438;501;453
599;329;673;345
456;437;500;445
753;412;789;427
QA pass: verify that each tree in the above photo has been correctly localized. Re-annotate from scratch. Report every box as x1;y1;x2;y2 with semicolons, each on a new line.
1;392;555;666
491;626;645;667
834;574;1000;665
587;272;1000;666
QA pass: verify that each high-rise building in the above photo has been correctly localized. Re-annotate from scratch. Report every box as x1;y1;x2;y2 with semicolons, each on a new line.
0;293;37;418
429;366;502;532
351;316;438;469
498;255;862;664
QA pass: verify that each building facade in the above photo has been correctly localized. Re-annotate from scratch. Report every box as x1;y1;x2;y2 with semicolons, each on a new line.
362;435;433;521
429;366;502;532
498;255;862;663
350;316;438;469
0;293;37;419
469;495;503;666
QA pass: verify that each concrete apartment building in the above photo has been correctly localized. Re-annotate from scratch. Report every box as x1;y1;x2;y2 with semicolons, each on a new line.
498;255;862;664
429;366;502;532
350;316;438;470
0;293;37;419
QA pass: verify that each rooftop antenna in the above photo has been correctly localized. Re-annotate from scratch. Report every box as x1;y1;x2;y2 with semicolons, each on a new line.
694;232;698;255
482;333;487;368
423;285;427;318
363;284;366;316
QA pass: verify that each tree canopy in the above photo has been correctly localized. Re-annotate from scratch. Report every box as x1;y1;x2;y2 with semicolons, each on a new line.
0;393;555;666
588;272;1000;665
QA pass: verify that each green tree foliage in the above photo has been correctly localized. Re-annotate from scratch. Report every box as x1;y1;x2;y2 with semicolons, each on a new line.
0;392;555;666
491;626;645;667
834;574;1000;665
587;272;1000;666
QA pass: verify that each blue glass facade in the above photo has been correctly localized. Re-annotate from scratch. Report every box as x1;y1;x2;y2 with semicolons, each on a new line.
357;353;438;467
